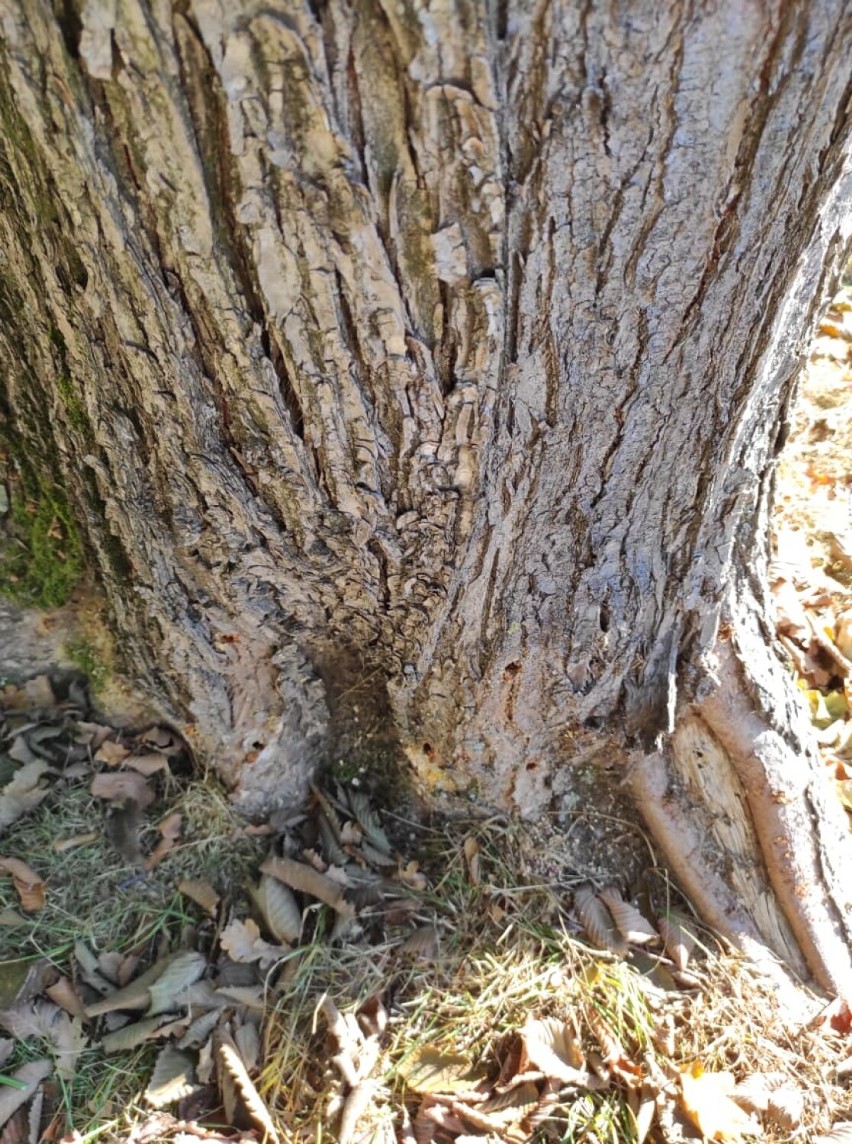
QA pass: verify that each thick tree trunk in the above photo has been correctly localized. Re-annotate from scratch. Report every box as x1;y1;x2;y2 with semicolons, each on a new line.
1;2;851;990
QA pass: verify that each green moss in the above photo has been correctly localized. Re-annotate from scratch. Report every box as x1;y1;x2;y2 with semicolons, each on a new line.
0;457;84;608
63;637;108;693
56;372;88;431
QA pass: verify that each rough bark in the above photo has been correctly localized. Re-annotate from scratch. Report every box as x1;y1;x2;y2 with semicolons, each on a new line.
1;2;851;990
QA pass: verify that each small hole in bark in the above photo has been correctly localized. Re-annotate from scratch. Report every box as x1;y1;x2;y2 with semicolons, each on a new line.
422;742;433;758
584;716;605;730
252;740;265;750
525;761;538;771
599;604;610;633
504;661;521;677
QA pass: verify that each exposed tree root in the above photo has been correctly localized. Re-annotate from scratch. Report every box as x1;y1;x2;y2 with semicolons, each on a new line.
630;636;852;999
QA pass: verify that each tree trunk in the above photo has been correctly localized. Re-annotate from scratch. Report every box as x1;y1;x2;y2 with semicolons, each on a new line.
1;1;851;991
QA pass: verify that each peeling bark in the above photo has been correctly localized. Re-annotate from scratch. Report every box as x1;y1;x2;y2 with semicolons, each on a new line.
1;1;851;990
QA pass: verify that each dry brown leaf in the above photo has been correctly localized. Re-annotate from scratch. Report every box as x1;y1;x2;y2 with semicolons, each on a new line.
142;812;182;871
215;986;265;1011
260;854;354;916
598;887;659;945
0;1000;85;1080
398;924;440;960
101;1015;184;1054
234;1020;261;1073
520;1016;586;1084
0;857;45;912
178;878;220;916
573;884;627;955
0;760;52;830
0;1058;52;1127
253;874;302;943
90;770;155;807
220;918;289;968
147;951;207;1015
396;859;428;891
94;740;130;766
657;910;696;971
218;1039;280;1144
124;751;169;776
51;831;100;853
398;1045;480;1095
463;836;481;885
679;1061;762;1141
44;977;86;1020
144;1045;197;1107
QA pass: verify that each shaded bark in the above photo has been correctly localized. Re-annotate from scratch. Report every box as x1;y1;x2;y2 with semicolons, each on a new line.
1;1;851;989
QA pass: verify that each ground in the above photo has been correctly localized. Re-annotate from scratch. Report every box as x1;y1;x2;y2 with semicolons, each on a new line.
0;283;851;1143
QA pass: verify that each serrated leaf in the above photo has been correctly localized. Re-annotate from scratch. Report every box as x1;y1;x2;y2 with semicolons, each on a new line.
147;951;207;1016
234;1020;260;1072
84;956;170;1017
144;1045;196;1107
398;925;439;960
347;790;392;854
218;1040;280;1143
573;884;627;955
255;875;302;943
598;887;659;945
658;911;696;971
318;813;349;867
178;1006;223;1049
100;1016;178;1054
0;1058;51;1126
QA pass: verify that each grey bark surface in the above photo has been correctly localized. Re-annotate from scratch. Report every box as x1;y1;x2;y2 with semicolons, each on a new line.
1;1;851;989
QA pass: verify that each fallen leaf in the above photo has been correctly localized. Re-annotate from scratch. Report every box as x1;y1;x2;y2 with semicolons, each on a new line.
104;799;145;866
0;1058;51;1127
90;770;155;806
398;1045;480;1095
0;761;51;830
220;918;289;968
142;812;182;871
44;977;86;1020
260;855;354;917
144;1045;197;1107
178;878;220;916
147;951;207;1016
51;831;100;853
252;875;302;943
463;836;481;885
94;740;130;766
520;1016;586;1084
218;1038;280;1143
0;858;45;912
124;751;169;776
679;1061;762;1141
573;884;627;955
598;887;659;945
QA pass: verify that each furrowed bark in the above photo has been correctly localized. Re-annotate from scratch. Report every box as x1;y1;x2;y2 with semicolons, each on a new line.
1;0;851;989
